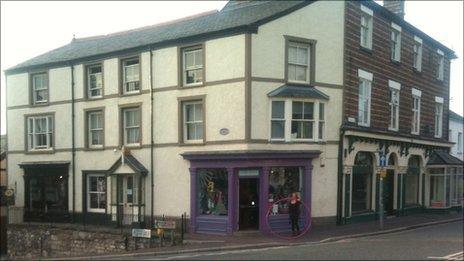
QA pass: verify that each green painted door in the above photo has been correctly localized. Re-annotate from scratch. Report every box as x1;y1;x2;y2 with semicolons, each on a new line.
384;170;395;215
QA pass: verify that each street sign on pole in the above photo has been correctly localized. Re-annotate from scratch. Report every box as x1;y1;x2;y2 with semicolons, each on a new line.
378;150;386;230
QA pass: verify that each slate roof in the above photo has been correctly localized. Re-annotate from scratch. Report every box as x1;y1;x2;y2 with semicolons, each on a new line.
267;84;330;100
6;0;307;73
427;150;464;166
449;110;463;122
5;0;456;74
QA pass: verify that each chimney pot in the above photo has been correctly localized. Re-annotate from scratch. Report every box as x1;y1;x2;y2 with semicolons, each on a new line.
383;0;405;19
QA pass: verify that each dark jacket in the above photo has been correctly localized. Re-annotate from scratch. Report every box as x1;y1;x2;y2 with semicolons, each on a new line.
288;200;301;217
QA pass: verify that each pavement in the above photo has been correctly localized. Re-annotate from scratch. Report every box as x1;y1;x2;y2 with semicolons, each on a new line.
47;211;463;260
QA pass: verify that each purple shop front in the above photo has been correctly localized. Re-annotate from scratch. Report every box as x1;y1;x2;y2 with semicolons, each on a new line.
181;150;320;235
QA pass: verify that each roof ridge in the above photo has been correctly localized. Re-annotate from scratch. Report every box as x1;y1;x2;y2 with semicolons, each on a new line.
73;9;219;42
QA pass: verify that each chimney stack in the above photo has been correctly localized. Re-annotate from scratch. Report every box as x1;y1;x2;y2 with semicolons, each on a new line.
383;0;405;19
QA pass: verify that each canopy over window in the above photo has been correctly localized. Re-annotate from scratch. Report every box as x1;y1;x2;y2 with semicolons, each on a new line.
267;84;330;100
427;151;463;166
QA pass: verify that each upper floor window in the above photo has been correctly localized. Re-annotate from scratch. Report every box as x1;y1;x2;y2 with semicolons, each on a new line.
390;23;401;62
270;99;325;142
122;107;141;146
87;110;103;148
436;50;444;81
27;115;53;150
122;57;140;94
270;101;285;140
434;97;444;138
411;88;421;135
388;80;400;131
87;64;103;98
458;132;463;153
360;5;373;50
413;37;423;72
182;101;204;142
287;41;310;83
318;103;325;140
182;46;204;86
291;101;314;140
31;73;48;104
358;69;373;127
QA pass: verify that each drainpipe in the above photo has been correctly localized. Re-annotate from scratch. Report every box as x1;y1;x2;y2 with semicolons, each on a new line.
149;48;154;227
71;64;76;220
336;129;345;225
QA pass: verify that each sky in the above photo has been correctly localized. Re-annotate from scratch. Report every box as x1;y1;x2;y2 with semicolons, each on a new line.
1;1;463;135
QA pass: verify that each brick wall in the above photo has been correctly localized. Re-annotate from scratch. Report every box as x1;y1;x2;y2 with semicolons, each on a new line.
343;1;451;140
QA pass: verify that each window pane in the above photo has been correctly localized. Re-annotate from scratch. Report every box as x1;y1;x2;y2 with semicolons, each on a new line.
303;121;313;139
272;101;285;119
36;90;48;102
297;47;308;65
288;46;297;64
318;122;324;140
186;69;203;84
268;167;302;215
90;194;99;209
126;128;140;144
186;104;194;122
194;104;203;121
185;51;194;68
91;130;103;145
404;174;419;205
194;49;203;67
196;123;204;140
288;65;296;81
303;102;314;119
430;175;445;207
271;121;285;139
296;65;307;82
319;103;325;120
292;102;303;119
90;113;102;129
198;169;228;216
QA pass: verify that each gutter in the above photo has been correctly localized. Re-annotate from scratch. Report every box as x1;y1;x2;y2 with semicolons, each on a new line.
149;48;154;227
70;64;76;219
336;129;344;225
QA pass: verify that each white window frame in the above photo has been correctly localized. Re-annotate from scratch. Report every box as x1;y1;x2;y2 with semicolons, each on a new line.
388;80;401;131
123;108;141;146
122;58;140;94
360;5;373;50
269;99;325;142
27;115;53;151
88;111;103;148
436;50;445;81
183;101;204;142
287;41;310;84
434;97;444;138
183;48;204;87
390;23;402;62
411;88;421;135
87;174;106;213
358;69;373;127
87;64;103;98
291;101;315;141
413;36;423;72
32;73;48;104
318;102;325;140
270;100;286;141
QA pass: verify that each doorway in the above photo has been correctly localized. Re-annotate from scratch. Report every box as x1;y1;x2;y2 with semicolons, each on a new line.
239;178;259;230
116;175;137;226
384;170;395;215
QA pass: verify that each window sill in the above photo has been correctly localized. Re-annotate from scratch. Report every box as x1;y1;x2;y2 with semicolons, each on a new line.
388;127;399;132
180;141;205;146
357;123;370;128
124;143;141;149
412;67;422;74
390;59;401;66
359;46;373;54
85;146;105;151
181;83;205;89
31;102;49;107
121;91;142;97
26;148;54;154
87;96;104;101
411;132;420;136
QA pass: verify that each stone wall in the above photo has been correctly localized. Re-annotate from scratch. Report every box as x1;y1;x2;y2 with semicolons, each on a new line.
7;224;170;259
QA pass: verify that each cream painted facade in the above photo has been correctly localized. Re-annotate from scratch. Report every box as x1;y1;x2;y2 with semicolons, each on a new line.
5;2;347;231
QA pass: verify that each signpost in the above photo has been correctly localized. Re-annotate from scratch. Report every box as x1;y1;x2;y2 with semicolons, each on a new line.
132;228;151;238
378;152;386;230
154;220;176;246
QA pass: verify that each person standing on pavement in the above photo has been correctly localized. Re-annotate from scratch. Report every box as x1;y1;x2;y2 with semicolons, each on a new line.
288;192;301;236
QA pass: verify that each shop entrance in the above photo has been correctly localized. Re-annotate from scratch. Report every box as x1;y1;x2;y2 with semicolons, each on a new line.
239;178;259;230
384;170;395;215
